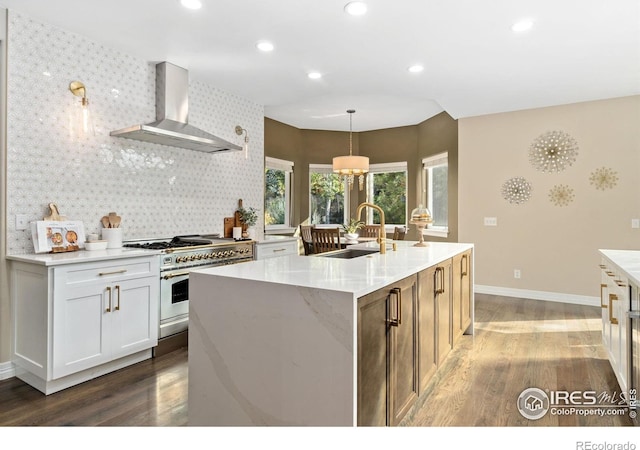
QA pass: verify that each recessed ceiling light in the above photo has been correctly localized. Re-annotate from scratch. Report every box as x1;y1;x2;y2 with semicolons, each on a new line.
308;72;322;80
256;41;275;52
408;65;424;73
344;1;367;16
180;0;202;10
512;19;534;33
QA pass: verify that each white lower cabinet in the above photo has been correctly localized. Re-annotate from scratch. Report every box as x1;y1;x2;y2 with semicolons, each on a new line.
599;255;629;395
11;256;159;394
256;238;299;260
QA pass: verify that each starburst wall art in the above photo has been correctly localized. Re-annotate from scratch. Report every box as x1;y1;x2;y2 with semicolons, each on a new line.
529;130;579;173
548;184;575;207
589;167;618;191
501;177;532;205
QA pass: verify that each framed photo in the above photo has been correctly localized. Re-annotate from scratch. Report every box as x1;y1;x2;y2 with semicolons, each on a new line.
31;220;86;253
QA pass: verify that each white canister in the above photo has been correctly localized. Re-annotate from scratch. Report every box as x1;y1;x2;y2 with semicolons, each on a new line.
232;227;242;239
102;228;123;249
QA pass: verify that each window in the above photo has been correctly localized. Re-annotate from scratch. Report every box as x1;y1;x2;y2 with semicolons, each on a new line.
366;162;407;228
265;157;293;230
422;152;448;233
309;164;348;225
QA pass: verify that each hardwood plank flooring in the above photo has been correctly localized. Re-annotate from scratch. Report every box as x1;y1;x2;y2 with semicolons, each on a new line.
0;294;633;428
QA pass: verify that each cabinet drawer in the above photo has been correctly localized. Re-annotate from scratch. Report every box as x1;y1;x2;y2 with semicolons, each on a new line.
256;240;299;259
55;257;158;286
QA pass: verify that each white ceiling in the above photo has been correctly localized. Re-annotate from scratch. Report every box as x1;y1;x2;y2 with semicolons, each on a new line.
1;0;639;131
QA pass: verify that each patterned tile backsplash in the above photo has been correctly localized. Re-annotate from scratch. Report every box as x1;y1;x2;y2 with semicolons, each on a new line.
6;12;264;254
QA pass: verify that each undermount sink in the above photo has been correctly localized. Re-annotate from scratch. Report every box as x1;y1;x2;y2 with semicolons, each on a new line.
317;248;380;259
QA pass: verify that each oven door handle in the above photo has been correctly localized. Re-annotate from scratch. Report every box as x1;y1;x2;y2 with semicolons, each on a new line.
162;271;190;280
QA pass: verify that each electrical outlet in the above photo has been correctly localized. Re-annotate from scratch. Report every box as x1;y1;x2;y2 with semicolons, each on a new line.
484;217;498;226
15;214;29;231
632;219;640;229
514;269;521;279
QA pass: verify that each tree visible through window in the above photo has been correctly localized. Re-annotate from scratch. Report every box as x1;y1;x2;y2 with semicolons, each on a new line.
423;153;448;229
265;157;293;229
366;163;407;226
309;166;346;225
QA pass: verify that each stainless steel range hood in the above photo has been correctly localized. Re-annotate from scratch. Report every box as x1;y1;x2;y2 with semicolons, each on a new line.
110;62;242;153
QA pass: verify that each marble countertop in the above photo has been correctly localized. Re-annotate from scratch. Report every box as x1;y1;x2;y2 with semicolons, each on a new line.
6;247;160;266
193;240;473;298
599;249;640;286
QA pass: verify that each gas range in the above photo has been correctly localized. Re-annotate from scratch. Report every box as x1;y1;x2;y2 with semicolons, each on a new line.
124;235;255;271
123;234;255;348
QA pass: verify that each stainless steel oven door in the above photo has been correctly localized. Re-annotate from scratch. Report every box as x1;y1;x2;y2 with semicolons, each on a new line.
159;270;191;339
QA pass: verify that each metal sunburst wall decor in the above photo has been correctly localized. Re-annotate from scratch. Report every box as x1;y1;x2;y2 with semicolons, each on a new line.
548;184;575;207
589;167;619;191
501;177;532;205
529;130;579;173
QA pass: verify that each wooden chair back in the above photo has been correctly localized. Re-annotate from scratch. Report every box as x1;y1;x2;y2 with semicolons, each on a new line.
359;224;381;238
393;226;406;241
311;228;341;254
300;225;315;255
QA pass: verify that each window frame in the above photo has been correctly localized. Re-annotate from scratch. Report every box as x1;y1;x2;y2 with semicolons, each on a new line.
365;161;408;233
264;156;294;232
422;152;449;238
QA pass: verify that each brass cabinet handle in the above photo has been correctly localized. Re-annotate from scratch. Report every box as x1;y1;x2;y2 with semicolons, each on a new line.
614;280;627;287
599;264;607;269
434;267;440;295
115;285;121;311
272;248;287;252
99;269;128;276
461;254;468;277
606;271;615;277
609;294;619;325
441;266;446;294
387;287;402;327
105;286;112;313
600;284;608;308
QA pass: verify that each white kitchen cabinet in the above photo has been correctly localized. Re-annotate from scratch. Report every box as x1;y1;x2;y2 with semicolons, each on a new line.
255;237;299;259
11;255;159;394
599;255;629;395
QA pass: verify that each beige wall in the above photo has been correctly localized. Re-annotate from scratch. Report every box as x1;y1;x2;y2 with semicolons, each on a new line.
459;96;640;299
264;112;459;238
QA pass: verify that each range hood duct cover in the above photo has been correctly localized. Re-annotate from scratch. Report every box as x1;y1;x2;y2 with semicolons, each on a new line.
110;62;242;153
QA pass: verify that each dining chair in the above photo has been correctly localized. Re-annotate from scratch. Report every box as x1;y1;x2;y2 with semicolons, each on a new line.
311;228;341;254
359;224;381;238
393;226;406;241
300;225;315;255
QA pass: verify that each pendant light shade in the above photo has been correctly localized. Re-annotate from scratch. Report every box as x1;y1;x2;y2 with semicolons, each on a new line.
332;109;369;190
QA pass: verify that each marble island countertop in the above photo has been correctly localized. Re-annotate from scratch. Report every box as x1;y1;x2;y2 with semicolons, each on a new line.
193;240;473;298
599;249;640;286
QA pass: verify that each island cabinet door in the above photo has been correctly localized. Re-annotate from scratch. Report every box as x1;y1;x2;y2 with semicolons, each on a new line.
452;250;472;343
417;266;437;393
357;274;418;426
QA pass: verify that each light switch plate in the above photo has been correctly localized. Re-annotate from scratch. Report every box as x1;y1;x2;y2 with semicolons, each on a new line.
484;217;498;226
632;219;640;229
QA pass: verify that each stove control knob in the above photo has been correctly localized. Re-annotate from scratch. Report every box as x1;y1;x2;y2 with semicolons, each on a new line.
196;254;203;260
215;252;222;258
176;256;184;263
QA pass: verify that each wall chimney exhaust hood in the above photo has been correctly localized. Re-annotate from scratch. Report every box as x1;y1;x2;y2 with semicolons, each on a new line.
110;62;242;153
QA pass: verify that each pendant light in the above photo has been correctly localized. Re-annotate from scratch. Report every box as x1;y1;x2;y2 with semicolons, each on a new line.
332;109;369;190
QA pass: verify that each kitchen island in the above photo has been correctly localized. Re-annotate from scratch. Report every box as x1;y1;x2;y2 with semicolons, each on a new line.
188;240;474;426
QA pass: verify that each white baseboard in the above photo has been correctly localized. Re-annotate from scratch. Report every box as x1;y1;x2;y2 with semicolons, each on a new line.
475;285;600;308
0;360;16;380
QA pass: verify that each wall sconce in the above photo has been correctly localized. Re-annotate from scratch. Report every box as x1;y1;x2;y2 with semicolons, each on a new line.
235;125;249;159
69;80;94;136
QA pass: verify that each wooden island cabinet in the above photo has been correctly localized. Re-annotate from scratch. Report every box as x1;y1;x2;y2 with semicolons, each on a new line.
188;241;474;426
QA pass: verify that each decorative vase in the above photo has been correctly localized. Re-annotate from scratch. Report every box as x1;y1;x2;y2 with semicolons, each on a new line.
345;233;359;243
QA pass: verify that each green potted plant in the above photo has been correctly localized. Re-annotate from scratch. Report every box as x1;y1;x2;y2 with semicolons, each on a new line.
342;218;364;242
237;206;259;238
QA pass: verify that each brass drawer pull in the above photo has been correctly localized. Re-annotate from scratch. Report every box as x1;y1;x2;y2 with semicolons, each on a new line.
99;269;128;276
600;284;608;308
387;287;402;327
273;248;287;252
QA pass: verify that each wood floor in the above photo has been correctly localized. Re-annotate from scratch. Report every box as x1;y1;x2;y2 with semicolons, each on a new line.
0;294;633;427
